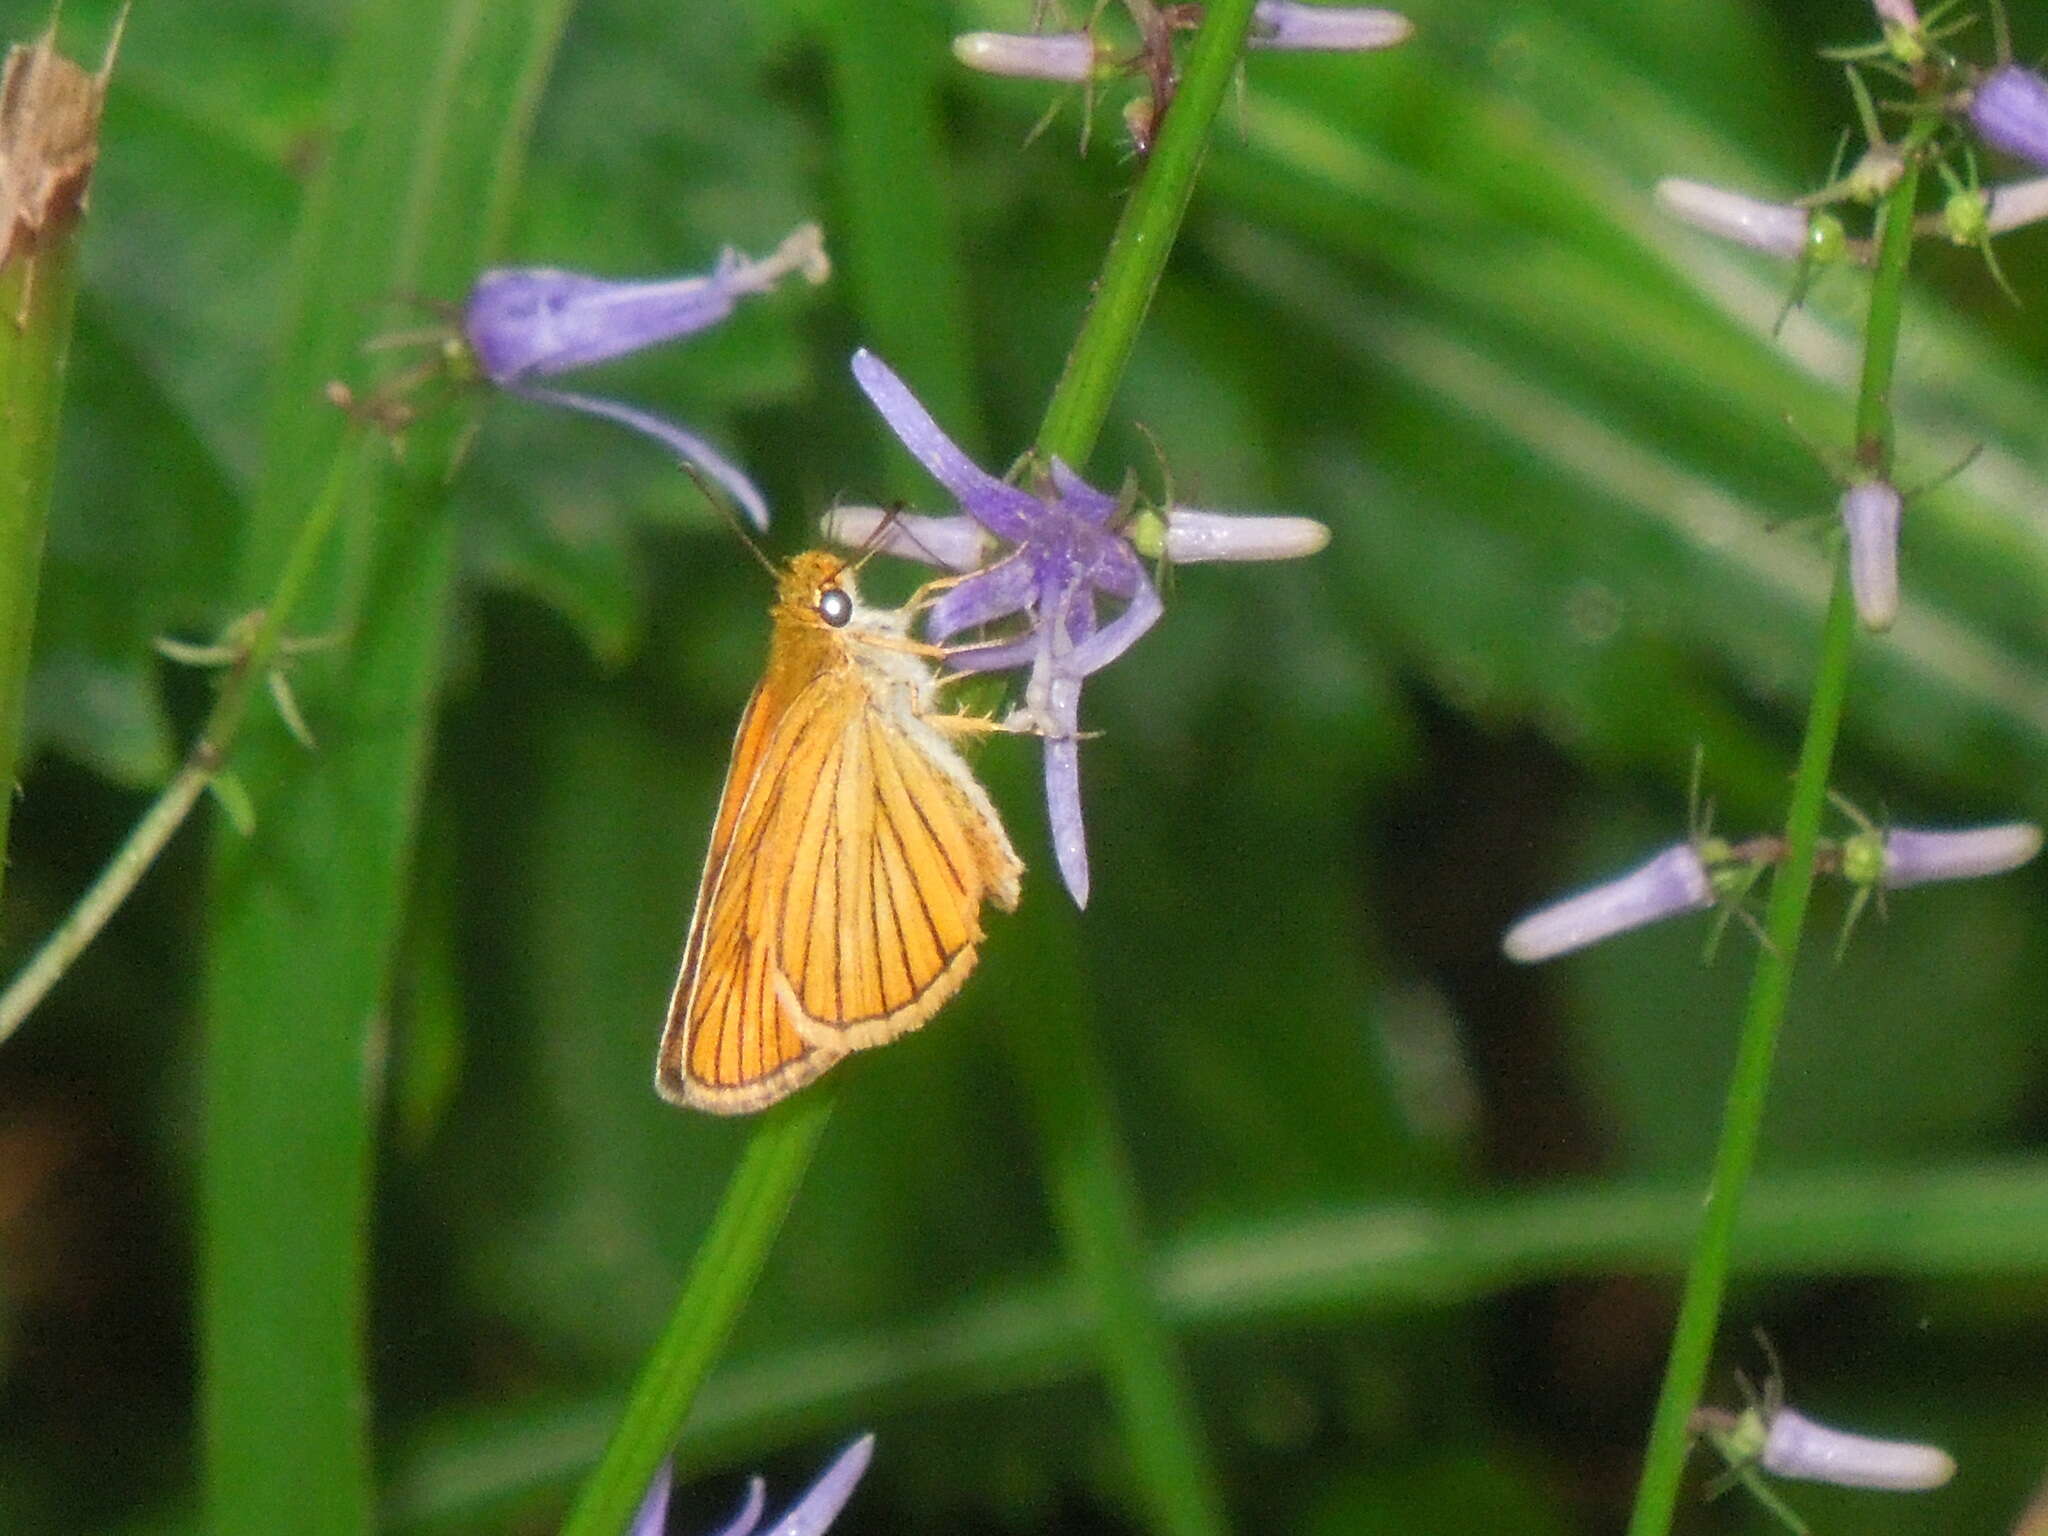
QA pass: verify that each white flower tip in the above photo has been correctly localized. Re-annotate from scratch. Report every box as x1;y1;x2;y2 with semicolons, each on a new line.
1162;509;1331;563
1762;1407;1956;1491
1502;843;1713;963
1250;3;1415;51
1654;177;1809;259
1882;822;2043;888
951;30;1097;82
1986;175;2048;234
819;506;995;572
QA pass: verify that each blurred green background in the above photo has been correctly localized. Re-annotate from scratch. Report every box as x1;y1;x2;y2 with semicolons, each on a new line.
3;0;2046;1530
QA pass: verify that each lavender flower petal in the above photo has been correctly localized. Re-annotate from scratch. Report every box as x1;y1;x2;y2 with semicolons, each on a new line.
1972;65;2048;171
1061;565;1163;677
1038;675;1091;908
952;30;1098;81
1501;843;1715;963
942;630;1045;676
515;384;769;530
1880;823;2043;888
762;1435;876;1536
705;1477;769;1536
627;1460;682;1536
1839;478;1901;631
850;350;1039;540
1655;178;1810;259
928;551;1038;639
1761;1408;1956;1491
467;225;827;384
1250;2;1414;51
818;507;994;572
1047;458;1120;526
1158;508;1331;563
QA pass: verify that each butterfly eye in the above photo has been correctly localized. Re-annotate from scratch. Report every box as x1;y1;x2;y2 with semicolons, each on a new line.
817;586;853;627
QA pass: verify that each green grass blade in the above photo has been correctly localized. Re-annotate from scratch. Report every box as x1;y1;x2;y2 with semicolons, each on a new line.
197;3;572;1533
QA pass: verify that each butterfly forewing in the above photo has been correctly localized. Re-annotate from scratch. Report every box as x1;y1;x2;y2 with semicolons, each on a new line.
655;553;1023;1115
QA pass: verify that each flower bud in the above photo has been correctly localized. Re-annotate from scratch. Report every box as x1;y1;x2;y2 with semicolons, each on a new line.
1248;3;1414;51
1654;179;1811;260
1877;823;2043;888
819;507;995;573
1839;478;1902;631
1502;843;1714;963
951;30;1100;82
1127;507;1332;563
1761;1407;1956;1491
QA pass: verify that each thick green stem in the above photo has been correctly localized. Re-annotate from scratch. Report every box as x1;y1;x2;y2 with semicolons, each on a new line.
1624;130;1930;1536
558;1092;836;1536
0;219;82;907
1036;0;1259;467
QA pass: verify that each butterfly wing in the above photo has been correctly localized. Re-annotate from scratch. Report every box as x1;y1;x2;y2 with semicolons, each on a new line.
656;671;1022;1114
774;702;1021;1054
656;674;850;1113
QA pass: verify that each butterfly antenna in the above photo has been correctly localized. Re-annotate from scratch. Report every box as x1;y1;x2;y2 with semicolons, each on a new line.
845;502;906;578
679;461;779;578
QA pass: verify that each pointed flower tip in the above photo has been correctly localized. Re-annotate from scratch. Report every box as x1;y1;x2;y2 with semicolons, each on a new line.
952;30;1099;82
1654;178;1810;260
1839;478;1901;631
1249;2;1414;51
1502;842;1714;963
1973;65;2048;173
1761;1407;1956;1491
1881;822;2043;888
1156;508;1331;563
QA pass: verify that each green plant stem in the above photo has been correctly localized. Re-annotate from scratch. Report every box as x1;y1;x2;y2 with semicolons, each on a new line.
1036;0;1259;467
0;436;368;1045
1624;132;1929;1536
0;225;83;909
557;1091;836;1536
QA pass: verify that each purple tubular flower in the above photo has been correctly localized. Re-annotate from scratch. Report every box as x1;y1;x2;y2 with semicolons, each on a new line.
844;350;1328;905
1760;1408;1956;1491
1501;842;1715;963
1249;2;1414;51
467;225;828;383
1972;65;2048;171
1839;478;1902;631
463;224;829;530
1880;823;2043;888
952;30;1099;81
630;1436;876;1536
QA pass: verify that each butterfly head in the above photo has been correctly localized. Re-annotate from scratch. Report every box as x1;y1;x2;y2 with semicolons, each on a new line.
775;550;861;632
